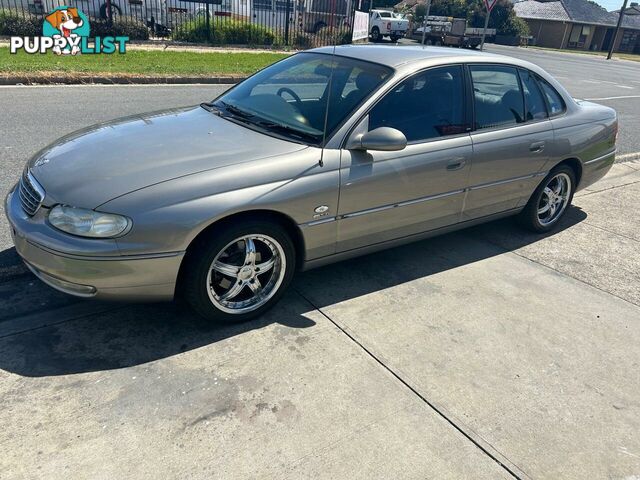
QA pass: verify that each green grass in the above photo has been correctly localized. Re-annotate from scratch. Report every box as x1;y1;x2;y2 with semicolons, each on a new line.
0;47;289;77
527;45;640;62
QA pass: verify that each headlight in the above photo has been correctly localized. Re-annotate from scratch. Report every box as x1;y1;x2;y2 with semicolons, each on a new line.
48;205;131;238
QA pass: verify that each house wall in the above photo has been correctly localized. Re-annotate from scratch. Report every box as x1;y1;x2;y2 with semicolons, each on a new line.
566;23;598;50
614;27;640;53
522;17;640;54
525;19;571;48
591;26;608;51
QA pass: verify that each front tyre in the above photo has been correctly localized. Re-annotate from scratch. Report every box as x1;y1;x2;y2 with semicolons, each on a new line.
370;27;381;42
181;220;296;323
518;165;576;233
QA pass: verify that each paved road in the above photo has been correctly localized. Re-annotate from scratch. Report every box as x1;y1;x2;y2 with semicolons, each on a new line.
1;48;640;479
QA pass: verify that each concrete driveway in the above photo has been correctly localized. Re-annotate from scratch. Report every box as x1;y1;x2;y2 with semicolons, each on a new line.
1;47;639;479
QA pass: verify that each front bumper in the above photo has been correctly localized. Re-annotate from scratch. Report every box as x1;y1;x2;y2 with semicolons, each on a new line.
6;187;184;301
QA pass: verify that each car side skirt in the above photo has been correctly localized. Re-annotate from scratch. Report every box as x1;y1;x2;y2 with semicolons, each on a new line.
300;207;522;271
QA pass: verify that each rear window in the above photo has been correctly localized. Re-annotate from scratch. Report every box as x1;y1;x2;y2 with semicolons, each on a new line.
519;69;548;121
536;76;566;116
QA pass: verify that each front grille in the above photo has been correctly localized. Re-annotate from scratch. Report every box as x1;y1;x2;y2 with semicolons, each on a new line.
19;172;45;216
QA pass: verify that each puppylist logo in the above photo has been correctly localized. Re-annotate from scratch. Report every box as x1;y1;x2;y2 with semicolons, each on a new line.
10;6;128;55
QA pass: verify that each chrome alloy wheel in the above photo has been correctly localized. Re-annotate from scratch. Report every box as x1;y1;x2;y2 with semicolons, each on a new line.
537;172;572;226
206;234;286;314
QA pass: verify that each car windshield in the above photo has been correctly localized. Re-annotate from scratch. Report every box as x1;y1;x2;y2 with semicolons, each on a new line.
212;52;392;145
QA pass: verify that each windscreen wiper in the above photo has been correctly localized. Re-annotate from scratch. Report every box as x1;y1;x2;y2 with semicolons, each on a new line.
200;102;222;115
253;119;320;143
218;101;254;119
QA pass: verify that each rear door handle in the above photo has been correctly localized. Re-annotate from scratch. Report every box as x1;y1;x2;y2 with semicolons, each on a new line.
446;157;466;171
530;141;545;153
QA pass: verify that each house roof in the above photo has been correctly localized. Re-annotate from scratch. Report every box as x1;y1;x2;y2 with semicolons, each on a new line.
513;1;570;21
619;5;640;29
562;0;613;25
514;0;640;29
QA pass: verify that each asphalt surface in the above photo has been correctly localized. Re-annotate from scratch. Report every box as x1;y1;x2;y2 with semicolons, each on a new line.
1;46;639;479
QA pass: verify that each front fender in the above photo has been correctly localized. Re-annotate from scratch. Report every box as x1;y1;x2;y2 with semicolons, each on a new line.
100;148;340;260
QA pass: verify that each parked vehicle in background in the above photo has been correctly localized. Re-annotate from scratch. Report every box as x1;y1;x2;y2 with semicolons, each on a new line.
414;16;493;48
18;0;230;32
369;9;408;42
6;46;618;323
297;0;353;33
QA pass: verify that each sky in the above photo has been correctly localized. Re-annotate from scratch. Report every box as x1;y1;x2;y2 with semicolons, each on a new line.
587;0;629;11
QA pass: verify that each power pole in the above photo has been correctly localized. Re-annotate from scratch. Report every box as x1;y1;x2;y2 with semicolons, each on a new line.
420;0;432;45
480;8;491;50
607;0;628;59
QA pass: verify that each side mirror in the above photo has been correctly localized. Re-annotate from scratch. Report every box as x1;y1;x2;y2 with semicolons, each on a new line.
348;127;407;152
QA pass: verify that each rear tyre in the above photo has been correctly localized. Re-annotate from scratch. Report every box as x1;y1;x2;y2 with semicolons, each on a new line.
181;220;296;323
99;3;121;20
434;39;442;46
518;165;576;233
313;21;326;33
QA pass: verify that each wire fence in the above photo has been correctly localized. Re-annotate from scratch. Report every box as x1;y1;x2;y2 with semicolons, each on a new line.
0;0;361;47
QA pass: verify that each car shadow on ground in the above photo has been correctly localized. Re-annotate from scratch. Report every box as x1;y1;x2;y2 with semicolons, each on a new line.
0;206;587;377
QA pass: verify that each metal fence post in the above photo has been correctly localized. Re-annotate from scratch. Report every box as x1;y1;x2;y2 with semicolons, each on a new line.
205;2;211;42
480;7;491;51
420;0;431;45
106;0;113;25
285;0;291;45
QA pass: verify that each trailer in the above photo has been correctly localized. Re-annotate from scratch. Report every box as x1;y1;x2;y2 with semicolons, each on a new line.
414;16;495;48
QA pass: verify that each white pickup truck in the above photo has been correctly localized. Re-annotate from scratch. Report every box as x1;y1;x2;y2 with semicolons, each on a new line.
369;10;409;42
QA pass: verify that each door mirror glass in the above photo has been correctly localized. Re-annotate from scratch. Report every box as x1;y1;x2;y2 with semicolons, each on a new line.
349;127;407;151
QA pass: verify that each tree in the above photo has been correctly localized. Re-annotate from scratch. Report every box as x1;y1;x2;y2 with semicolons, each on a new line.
396;0;528;37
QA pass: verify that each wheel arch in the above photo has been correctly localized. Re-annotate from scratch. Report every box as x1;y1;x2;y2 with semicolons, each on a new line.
178;209;306;285
554;158;583;187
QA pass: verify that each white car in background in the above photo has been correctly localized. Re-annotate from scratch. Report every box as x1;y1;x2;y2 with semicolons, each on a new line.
369;9;408;42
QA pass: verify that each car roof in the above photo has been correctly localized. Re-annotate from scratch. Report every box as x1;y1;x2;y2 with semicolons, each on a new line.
309;44;521;69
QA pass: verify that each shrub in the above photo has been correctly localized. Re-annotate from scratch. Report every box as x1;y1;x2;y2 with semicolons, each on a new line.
292;26;351;49
89;18;150;40
292;33;313;49
173;18;282;46
0;10;41;37
501;14;530;37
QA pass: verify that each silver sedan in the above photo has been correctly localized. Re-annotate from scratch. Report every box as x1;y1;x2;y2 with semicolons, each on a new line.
5;45;618;322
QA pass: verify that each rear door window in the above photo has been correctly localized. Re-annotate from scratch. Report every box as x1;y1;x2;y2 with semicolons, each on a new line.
470;65;525;130
519;69;548;121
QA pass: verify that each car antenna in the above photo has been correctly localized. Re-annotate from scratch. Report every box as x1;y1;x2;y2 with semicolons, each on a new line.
319;43;337;167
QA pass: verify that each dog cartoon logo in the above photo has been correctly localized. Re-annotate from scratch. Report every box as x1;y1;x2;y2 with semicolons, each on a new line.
42;6;90;55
